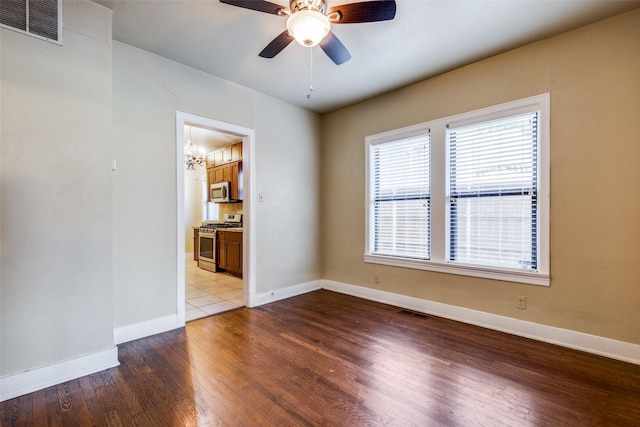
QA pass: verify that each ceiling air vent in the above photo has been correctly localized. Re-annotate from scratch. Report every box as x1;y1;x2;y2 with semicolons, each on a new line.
0;0;62;44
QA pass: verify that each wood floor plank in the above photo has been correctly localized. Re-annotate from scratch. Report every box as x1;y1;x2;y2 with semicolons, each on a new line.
2;290;639;426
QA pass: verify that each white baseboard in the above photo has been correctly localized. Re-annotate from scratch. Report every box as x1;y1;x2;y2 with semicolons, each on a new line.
255;280;322;306
322;279;640;365
6;279;634;403
114;314;179;345
0;347;119;402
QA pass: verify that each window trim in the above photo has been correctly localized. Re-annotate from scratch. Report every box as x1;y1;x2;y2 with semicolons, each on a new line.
365;94;550;286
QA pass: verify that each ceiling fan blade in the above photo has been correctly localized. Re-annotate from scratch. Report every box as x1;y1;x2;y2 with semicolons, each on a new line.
219;0;284;15
319;32;351;65
259;30;294;58
329;0;396;24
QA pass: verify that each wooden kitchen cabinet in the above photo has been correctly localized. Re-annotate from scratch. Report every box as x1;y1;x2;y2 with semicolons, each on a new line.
212;165;228;183
208;142;242;167
217;231;242;277
231;142;242;162
213;149;223;165
207;168;215;190
230;161;243;200
208;162;242;201
206;149;223;167
221;145;233;163
206;142;243;201
221;142;242;164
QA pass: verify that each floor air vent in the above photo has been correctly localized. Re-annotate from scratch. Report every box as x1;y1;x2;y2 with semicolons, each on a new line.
399;309;429;319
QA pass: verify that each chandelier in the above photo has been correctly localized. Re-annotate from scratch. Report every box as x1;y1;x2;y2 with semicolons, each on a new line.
184;126;206;170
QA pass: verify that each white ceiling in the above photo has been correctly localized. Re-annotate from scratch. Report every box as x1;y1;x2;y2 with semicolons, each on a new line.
93;0;639;114
186;124;240;151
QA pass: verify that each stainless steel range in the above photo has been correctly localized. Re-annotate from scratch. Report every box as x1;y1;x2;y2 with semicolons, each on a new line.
198;214;242;272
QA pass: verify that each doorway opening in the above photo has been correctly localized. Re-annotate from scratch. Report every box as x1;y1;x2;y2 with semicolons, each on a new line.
176;112;255;326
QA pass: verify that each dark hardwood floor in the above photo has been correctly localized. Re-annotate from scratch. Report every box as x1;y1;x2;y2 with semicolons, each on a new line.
2;290;640;426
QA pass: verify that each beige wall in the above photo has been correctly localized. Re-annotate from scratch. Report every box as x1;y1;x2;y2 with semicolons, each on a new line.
321;9;640;345
0;1;114;376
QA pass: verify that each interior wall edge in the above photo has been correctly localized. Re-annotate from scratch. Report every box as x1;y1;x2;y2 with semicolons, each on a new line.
254;280;323;306
113;314;179;345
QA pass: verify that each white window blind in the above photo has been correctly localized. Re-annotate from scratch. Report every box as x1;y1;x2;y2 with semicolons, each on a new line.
370;133;430;259
447;112;538;270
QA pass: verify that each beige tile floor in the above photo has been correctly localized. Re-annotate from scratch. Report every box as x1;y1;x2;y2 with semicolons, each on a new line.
185;258;244;322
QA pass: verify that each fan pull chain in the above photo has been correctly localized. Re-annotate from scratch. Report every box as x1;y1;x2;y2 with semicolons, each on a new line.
307;47;314;99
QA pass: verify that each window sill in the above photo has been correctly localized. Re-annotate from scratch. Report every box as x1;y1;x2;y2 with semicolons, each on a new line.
364;254;550;286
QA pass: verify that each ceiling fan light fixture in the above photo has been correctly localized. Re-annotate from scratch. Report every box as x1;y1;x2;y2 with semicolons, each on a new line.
286;9;330;47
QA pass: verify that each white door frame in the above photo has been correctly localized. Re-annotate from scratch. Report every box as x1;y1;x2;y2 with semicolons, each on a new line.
176;111;256;326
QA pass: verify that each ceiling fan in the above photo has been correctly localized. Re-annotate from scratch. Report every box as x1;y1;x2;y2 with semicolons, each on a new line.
219;0;397;65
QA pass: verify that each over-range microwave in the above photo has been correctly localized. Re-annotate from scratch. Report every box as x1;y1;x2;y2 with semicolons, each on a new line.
210;181;230;203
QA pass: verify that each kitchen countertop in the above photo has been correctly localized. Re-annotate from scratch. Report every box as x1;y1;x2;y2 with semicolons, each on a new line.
195;227;243;232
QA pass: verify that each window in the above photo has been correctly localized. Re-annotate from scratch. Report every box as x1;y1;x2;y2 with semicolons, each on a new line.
202;176;219;222
448;112;538;270
370;133;430;259
365;94;550;286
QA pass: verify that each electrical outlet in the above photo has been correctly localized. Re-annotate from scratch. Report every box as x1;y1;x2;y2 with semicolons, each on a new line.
374;273;380;283
517;296;526;310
